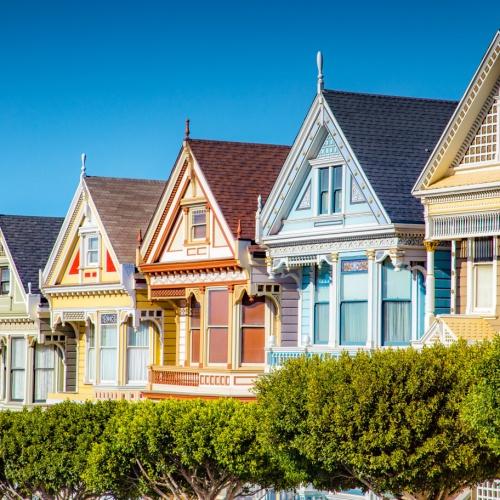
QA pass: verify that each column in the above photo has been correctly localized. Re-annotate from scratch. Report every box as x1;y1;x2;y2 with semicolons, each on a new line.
328;253;338;347
366;249;376;348
424;240;439;330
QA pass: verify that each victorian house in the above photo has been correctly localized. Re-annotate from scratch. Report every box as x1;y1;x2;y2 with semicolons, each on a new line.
258;54;457;367
412;32;500;346
0;215;63;407
41;162;165;402
139;135;292;399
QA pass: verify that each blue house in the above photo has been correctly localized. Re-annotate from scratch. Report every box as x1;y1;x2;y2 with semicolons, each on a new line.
258;54;457;366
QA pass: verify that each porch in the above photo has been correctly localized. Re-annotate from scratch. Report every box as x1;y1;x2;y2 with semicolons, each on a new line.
142;364;263;400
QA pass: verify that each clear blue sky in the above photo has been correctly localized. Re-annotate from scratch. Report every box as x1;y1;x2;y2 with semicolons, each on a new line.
1;0;499;216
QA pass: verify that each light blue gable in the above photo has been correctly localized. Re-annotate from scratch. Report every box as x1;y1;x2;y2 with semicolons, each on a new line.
288;171;313;218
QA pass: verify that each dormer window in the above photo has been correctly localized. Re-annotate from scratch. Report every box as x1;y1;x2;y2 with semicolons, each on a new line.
318;166;343;215
86;235;99;267
190;207;207;241
0;267;10;295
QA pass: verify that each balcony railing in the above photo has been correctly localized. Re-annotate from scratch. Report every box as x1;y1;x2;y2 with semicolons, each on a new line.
151;368;200;386
430;211;500;239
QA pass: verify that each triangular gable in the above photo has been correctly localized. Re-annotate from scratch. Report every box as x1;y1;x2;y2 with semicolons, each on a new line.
260;93;388;239
42;180;122;288
141;142;237;265
413;31;500;193
0;230;29;305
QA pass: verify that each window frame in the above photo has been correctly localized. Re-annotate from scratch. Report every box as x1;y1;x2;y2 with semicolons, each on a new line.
85;234;100;268
0;267;10;296
206;287;229;366
240;294;266;365
314;163;344;217
33;344;58;403
189;296;201;366
313;264;331;345
10;337;26;402
189;206;208;243
85;322;96;383
470;237;496;314
98;313;118;385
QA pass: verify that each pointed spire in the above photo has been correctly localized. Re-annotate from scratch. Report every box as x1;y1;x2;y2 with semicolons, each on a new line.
185;118;190;140
256;194;262;215
136;229;143;246
316;51;324;94
236;219;242;239
80;153;87;178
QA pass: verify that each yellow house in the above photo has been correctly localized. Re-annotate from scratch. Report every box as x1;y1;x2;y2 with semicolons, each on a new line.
413;30;500;343
41;162;165;402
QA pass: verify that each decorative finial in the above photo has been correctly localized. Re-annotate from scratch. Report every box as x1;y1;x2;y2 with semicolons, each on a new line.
136;229;143;245
257;194;262;214
316;51;324;94
80;153;87;178
236;219;242;239
185;118;190;140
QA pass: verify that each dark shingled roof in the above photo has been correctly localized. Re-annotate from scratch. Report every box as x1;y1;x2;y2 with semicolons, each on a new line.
188;139;290;240
0;215;64;294
85;176;165;264
323;90;458;223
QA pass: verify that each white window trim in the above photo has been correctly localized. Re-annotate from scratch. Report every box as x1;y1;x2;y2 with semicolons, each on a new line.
125;321;151;386
237;296;268;368
189;206;208;242
98;313;118;385
311;161;345;217
85;234;100;268
85;323;96;384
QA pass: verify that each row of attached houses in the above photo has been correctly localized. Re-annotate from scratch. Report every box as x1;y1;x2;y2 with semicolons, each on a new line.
0;31;498;439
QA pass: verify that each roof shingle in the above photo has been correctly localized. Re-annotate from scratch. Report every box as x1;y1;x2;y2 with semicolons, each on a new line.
188;139;290;240
0;215;64;294
84;176;165;264
323;90;458;223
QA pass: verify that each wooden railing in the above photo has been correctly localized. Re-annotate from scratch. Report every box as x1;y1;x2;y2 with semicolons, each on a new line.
150;367;200;386
430;212;500;239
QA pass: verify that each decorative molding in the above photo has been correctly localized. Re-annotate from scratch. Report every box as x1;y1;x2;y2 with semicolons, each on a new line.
151;288;186;298
150;269;246;286
424;240;440;252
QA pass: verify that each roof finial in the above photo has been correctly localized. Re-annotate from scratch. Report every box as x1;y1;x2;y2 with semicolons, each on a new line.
137;229;143;245
256;194;262;215
316;51;324;94
80;153;87;178
185;118;190;140
236;219;242;239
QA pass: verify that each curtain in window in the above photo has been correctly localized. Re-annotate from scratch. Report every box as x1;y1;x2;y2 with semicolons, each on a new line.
340;302;368;344
382;302;411;345
241;295;265;364
127;322;149;384
314;264;331;345
0;348;6;400
208;289;228;364
10;338;26;401
34;345;55;402
475;264;494;309
100;323;117;383
86;324;95;382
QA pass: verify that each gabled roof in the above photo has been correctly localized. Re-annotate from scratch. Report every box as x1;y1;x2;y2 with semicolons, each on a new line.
0;215;63;294
188;139;290;240
84;176;165;264
440;315;498;342
323;90;457;223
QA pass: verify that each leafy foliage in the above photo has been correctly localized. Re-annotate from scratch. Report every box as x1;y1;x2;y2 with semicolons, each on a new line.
84;398;293;500
462;336;500;456
256;343;500;500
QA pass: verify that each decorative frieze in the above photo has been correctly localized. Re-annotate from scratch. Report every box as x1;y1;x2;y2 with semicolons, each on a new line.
429;211;500;239
150;269;246;286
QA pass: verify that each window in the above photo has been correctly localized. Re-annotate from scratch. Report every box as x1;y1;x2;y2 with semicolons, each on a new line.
317;166;342;216
207;289;228;364
340;259;368;345
0;267;10;295
382;261;412;345
10;338;25;401
314;264;331;344
86;323;96;383
99;313;117;384
190;207;207;241
0;346;6;400
127;322;149;384
189;296;201;364
86;235;99;266
241;294;265;364
473;237;495;312
33;344;56;403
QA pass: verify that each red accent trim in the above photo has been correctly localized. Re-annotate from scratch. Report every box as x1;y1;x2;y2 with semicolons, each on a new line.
106;251;117;273
69;251;80;275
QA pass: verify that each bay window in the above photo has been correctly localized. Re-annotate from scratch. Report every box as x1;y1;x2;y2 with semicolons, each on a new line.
207;288;228;364
10;337;25;401
241;294;265;364
472;237;495;312
382;261;412;345
86;323;96;383
99;313;117;384
189;296;201;364
127;322;150;384
314;264;331;344
317;166;343;215
340;259;368;345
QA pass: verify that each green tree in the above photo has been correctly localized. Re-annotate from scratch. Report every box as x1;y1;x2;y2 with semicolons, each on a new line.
1;400;118;499
84;398;292;500
256;343;499;500
462;336;500;455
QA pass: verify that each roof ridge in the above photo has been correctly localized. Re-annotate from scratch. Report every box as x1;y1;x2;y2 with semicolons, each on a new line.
85;175;165;183
188;138;290;149
0;214;64;220
323;88;458;105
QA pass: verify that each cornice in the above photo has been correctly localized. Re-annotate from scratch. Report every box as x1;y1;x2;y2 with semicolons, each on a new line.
43;283;128;297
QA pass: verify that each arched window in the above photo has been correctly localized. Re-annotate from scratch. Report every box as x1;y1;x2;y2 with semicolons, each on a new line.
240;294;265;364
189;296;201;365
382;260;412;345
